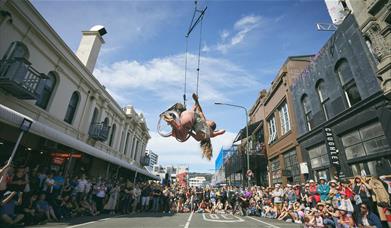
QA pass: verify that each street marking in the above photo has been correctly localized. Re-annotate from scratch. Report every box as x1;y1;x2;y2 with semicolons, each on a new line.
184;211;194;228
210;214;219;219
67;221;97;228
246;216;281;228
202;213;244;223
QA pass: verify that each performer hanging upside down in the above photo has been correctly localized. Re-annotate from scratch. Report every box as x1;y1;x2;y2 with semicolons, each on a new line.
163;93;225;160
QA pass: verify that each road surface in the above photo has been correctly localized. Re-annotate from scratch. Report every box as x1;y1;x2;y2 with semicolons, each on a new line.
33;212;304;228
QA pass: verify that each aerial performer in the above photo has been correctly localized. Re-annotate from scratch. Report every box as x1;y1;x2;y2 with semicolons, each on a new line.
161;93;225;160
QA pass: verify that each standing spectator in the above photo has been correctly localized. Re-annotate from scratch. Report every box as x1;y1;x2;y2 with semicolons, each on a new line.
141;184;151;212
104;183;120;215
8;166;28;192
132;184;141;213
95;181;107;213
42;172;55;195
317;177;330;202
52;172;64;196
353;177;372;208
152;185;161;212
272;184;284;211
76;174;88;199
309;180;320;208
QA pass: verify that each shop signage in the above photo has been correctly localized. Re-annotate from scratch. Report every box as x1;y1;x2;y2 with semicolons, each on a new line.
52;157;65;165
324;128;340;167
50;152;82;158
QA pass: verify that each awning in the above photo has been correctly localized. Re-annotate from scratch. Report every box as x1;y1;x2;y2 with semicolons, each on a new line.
234;120;263;142
0;104;159;180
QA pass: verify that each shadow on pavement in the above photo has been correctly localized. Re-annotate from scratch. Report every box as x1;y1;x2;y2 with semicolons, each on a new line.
29;212;178;227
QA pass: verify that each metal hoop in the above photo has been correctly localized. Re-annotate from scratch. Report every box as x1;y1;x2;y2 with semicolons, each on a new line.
157;111;180;137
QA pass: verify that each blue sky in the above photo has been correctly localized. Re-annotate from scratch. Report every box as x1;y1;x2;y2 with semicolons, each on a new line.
32;0;332;173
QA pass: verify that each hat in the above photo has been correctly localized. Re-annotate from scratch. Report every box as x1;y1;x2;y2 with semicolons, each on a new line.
305;183;309;187
309;180;315;183
329;179;337;184
287;184;292;187
317;202;325;207
275;184;280;187
319;176;327;181
3;191;12;197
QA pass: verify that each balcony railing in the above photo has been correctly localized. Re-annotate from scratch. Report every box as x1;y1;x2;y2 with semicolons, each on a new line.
89;123;110;141
0;57;47;99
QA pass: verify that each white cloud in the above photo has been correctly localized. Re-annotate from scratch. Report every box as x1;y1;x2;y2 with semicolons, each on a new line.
94;53;260;105
147;131;237;169
214;15;263;54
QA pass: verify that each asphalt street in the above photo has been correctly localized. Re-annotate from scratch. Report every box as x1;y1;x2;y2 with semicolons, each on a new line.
32;212;304;228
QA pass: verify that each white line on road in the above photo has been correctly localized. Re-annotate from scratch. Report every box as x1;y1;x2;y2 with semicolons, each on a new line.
202;213;244;223
184;211;194;228
246;216;281;228
67;221;97;228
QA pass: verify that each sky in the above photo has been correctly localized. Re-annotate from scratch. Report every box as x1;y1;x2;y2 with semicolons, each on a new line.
31;0;333;173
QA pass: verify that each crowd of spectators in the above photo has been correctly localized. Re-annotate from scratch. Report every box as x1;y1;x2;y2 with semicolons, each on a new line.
1;162;391;228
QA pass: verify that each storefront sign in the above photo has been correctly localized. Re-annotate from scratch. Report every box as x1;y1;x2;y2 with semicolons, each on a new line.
52;156;65;165
50;152;82;158
324;128;340;167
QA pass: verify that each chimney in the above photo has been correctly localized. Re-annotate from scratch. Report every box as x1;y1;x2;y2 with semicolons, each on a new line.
76;25;107;73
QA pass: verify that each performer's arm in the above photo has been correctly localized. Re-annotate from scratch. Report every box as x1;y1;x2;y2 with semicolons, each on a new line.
192;93;207;121
211;130;226;138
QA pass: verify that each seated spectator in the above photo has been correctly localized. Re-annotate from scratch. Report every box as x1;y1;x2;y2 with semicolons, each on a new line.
36;193;58;222
0;191;24;225
22;192;46;225
356;202;382;228
337;207;355;228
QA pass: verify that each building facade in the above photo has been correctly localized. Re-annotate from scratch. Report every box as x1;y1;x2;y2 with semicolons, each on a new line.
0;0;155;180
291;14;391;181
189;176;206;188
327;0;391;96
263;56;313;185
146;150;158;167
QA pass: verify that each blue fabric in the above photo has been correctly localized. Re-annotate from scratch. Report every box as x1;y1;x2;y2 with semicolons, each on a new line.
317;184;330;201
357;211;382;228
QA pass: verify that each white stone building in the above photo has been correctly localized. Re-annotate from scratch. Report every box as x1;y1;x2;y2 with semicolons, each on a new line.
188;176;206;188
0;0;157;180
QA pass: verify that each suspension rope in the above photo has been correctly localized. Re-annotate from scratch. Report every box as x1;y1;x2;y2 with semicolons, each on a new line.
196;15;204;96
184;36;189;107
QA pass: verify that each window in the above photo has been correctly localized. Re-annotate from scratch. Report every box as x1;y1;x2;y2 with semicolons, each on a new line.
268;115;277;144
64;91;80;124
271;157;281;184
345;85;361;107
36;72;56;109
89;108;99;131
2;41;29;60
335;59;361;108
301;95;312;131
123;132;130;154
341;122;390;160
109;124;116;147
308;144;330;169
283;150;300;183
316;80;329;120
279;102;291;135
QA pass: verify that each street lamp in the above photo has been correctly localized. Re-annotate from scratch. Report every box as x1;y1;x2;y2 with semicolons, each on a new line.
7;118;33;165
214;102;250;187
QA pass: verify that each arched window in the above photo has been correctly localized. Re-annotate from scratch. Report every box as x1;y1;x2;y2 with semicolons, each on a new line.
64;91;80;124
335;59;361;107
2;41;29;60
35;71;57;109
109;124;116;147
316;79;329;120
301;94;312;131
